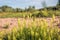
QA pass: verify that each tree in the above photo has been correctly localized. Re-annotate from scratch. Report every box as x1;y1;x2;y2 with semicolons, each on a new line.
1;5;13;12
42;1;47;8
58;0;60;5
27;6;35;12
57;0;60;6
15;8;24;12
59;0;60;5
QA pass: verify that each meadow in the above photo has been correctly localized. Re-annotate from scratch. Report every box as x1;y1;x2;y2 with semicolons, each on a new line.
0;5;60;40
0;10;60;18
0;15;60;40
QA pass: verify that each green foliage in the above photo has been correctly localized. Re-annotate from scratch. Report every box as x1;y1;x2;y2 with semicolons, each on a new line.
0;4;60;40
42;1;47;8
27;6;36;12
0;9;60;18
0;5;60;18
0;17;60;40
57;0;60;6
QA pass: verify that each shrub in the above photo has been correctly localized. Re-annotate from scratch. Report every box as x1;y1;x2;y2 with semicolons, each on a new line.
2;24;9;29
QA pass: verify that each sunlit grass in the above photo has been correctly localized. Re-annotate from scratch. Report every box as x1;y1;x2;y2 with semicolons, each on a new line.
0;15;60;40
0;9;60;40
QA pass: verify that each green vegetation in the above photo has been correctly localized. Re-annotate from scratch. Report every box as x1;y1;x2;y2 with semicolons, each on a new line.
0;1;60;18
0;0;60;40
0;17;60;40
0;9;60;18
57;0;60;6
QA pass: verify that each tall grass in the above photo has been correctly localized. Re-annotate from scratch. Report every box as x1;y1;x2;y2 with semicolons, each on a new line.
0;16;60;40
